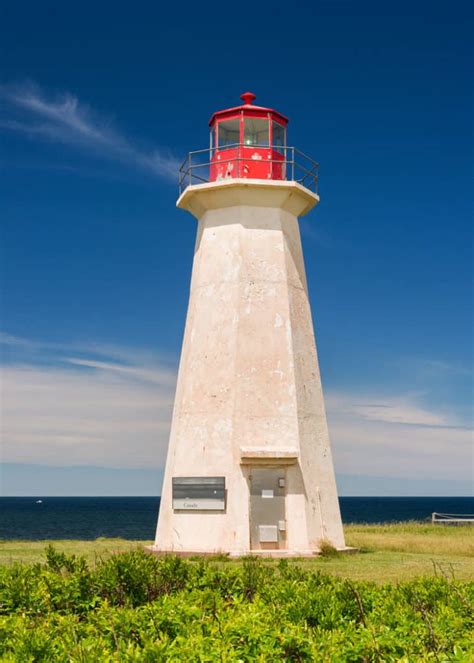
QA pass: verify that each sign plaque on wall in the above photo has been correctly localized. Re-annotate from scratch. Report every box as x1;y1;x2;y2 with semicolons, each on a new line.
172;476;225;511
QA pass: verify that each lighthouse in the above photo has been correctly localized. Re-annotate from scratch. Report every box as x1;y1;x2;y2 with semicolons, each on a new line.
152;93;346;555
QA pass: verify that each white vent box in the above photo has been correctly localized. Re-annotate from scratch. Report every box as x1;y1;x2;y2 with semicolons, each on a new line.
278;520;286;531
259;525;278;543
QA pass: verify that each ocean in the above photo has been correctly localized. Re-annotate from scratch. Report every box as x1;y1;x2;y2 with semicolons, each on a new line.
1;496;473;540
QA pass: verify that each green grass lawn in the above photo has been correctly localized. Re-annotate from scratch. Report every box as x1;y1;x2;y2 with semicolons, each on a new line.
1;522;472;582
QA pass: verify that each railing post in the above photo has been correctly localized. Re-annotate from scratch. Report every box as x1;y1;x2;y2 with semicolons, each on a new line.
179;146;319;193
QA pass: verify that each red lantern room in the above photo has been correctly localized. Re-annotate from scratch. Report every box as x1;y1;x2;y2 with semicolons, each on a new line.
209;92;288;182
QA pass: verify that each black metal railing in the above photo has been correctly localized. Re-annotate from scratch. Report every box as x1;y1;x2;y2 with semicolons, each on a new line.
178;144;319;195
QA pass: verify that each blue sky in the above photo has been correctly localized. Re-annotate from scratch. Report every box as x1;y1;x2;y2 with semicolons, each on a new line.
1;0;472;496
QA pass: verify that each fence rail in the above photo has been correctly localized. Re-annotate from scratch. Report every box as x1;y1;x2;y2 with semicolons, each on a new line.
178;145;319;195
432;512;474;525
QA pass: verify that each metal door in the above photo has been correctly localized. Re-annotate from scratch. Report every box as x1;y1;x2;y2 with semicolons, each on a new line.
249;468;286;550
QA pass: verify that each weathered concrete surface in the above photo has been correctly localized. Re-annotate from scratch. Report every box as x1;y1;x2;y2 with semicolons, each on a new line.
152;180;346;555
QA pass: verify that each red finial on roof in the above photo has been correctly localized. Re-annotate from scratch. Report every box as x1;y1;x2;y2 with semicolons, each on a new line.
208;93;288;127
240;91;256;105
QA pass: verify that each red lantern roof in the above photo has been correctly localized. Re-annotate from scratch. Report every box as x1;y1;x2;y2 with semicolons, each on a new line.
209;92;289;127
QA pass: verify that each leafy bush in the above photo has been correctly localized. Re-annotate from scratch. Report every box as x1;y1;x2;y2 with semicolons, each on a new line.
318;539;339;557
0;547;472;661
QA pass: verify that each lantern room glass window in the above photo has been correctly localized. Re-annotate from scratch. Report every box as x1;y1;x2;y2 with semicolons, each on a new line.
210;124;217;157
218;119;240;147
272;121;286;151
244;117;269;146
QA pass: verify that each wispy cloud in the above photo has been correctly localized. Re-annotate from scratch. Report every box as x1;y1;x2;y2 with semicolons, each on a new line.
299;217;332;247
415;358;473;378
0;82;180;179
327;392;452;427
0;331;38;350
64;357;176;387
1;364;174;470
325;391;473;484
0;332;177;373
1;331;472;490
0;333;176;471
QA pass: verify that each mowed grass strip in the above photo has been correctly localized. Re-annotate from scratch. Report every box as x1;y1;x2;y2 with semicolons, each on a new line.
345;521;474;556
0;523;472;582
0;538;149;566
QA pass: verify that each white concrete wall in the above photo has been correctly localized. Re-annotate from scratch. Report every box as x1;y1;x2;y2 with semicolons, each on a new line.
153;181;345;554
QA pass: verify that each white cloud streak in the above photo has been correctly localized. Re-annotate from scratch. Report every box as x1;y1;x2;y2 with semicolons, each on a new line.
325;392;473;484
1;332;472;489
415;358;473;378
0;82;180;179
1;363;175;470
64;358;177;387
0;332;38;351
326;392;451;427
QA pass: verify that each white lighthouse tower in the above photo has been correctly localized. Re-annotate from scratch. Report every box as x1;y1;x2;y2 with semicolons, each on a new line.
152;93;346;556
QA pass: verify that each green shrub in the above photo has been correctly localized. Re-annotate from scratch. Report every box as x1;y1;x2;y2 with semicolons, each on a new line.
0;546;472;661
319;539;339;557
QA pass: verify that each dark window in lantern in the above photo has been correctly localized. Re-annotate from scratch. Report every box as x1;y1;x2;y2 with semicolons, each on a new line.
244;118;269;146
272;121;286;151
218;119;240;147
210;125;217;150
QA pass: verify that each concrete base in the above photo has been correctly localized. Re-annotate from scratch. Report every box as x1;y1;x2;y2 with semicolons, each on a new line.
146;545;358;559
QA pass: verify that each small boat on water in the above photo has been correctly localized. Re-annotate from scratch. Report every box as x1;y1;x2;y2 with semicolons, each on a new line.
35;500;43;504
432;512;474;525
